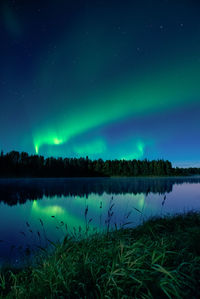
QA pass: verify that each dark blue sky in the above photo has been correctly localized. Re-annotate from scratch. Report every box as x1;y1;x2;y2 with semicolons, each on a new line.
1;0;200;166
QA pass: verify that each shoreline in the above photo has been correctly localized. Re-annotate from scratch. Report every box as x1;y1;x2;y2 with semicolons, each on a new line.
1;211;200;298
1;175;200;179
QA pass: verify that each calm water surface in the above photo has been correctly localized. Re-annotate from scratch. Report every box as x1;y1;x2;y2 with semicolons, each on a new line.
0;177;200;266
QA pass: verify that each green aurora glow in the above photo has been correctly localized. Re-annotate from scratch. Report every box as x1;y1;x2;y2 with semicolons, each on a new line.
2;0;200;165
33;59;200;157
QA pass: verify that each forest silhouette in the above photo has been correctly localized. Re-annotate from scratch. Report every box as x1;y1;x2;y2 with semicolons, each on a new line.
0;150;200;178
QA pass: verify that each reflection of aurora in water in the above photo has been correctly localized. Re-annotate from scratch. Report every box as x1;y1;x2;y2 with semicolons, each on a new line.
1;177;200;266
31;199;86;231
32;200;65;216
1;177;200;206
30;192;147;235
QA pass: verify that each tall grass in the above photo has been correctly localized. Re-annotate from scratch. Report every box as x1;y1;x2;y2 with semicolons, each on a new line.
0;211;200;298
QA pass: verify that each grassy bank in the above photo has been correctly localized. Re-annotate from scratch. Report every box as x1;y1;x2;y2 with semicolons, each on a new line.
1;212;200;298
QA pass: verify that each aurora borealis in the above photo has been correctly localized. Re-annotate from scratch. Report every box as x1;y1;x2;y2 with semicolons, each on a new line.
1;0;200;166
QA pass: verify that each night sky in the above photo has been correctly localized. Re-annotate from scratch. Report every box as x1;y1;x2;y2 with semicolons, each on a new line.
1;0;200;167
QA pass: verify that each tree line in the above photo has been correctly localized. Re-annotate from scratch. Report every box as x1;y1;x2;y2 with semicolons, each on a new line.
0;150;199;177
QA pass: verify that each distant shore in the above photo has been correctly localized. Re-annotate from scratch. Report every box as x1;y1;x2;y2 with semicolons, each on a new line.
1;151;200;177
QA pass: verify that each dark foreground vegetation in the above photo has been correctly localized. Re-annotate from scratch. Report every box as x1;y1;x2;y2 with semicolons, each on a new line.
1;150;200;177
1;212;200;298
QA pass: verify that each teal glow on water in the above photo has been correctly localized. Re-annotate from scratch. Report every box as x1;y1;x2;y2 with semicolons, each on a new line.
0;177;200;266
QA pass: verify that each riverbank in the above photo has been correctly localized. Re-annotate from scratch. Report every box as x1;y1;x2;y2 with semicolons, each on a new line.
1;212;200;298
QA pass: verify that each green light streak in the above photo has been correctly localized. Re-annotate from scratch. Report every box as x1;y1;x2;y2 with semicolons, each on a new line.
53;138;63;145
121;141;145;160
33;58;200;154
35;145;39;154
34;132;64;154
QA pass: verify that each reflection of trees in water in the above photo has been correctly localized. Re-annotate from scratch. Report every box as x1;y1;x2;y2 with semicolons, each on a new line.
0;177;200;206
